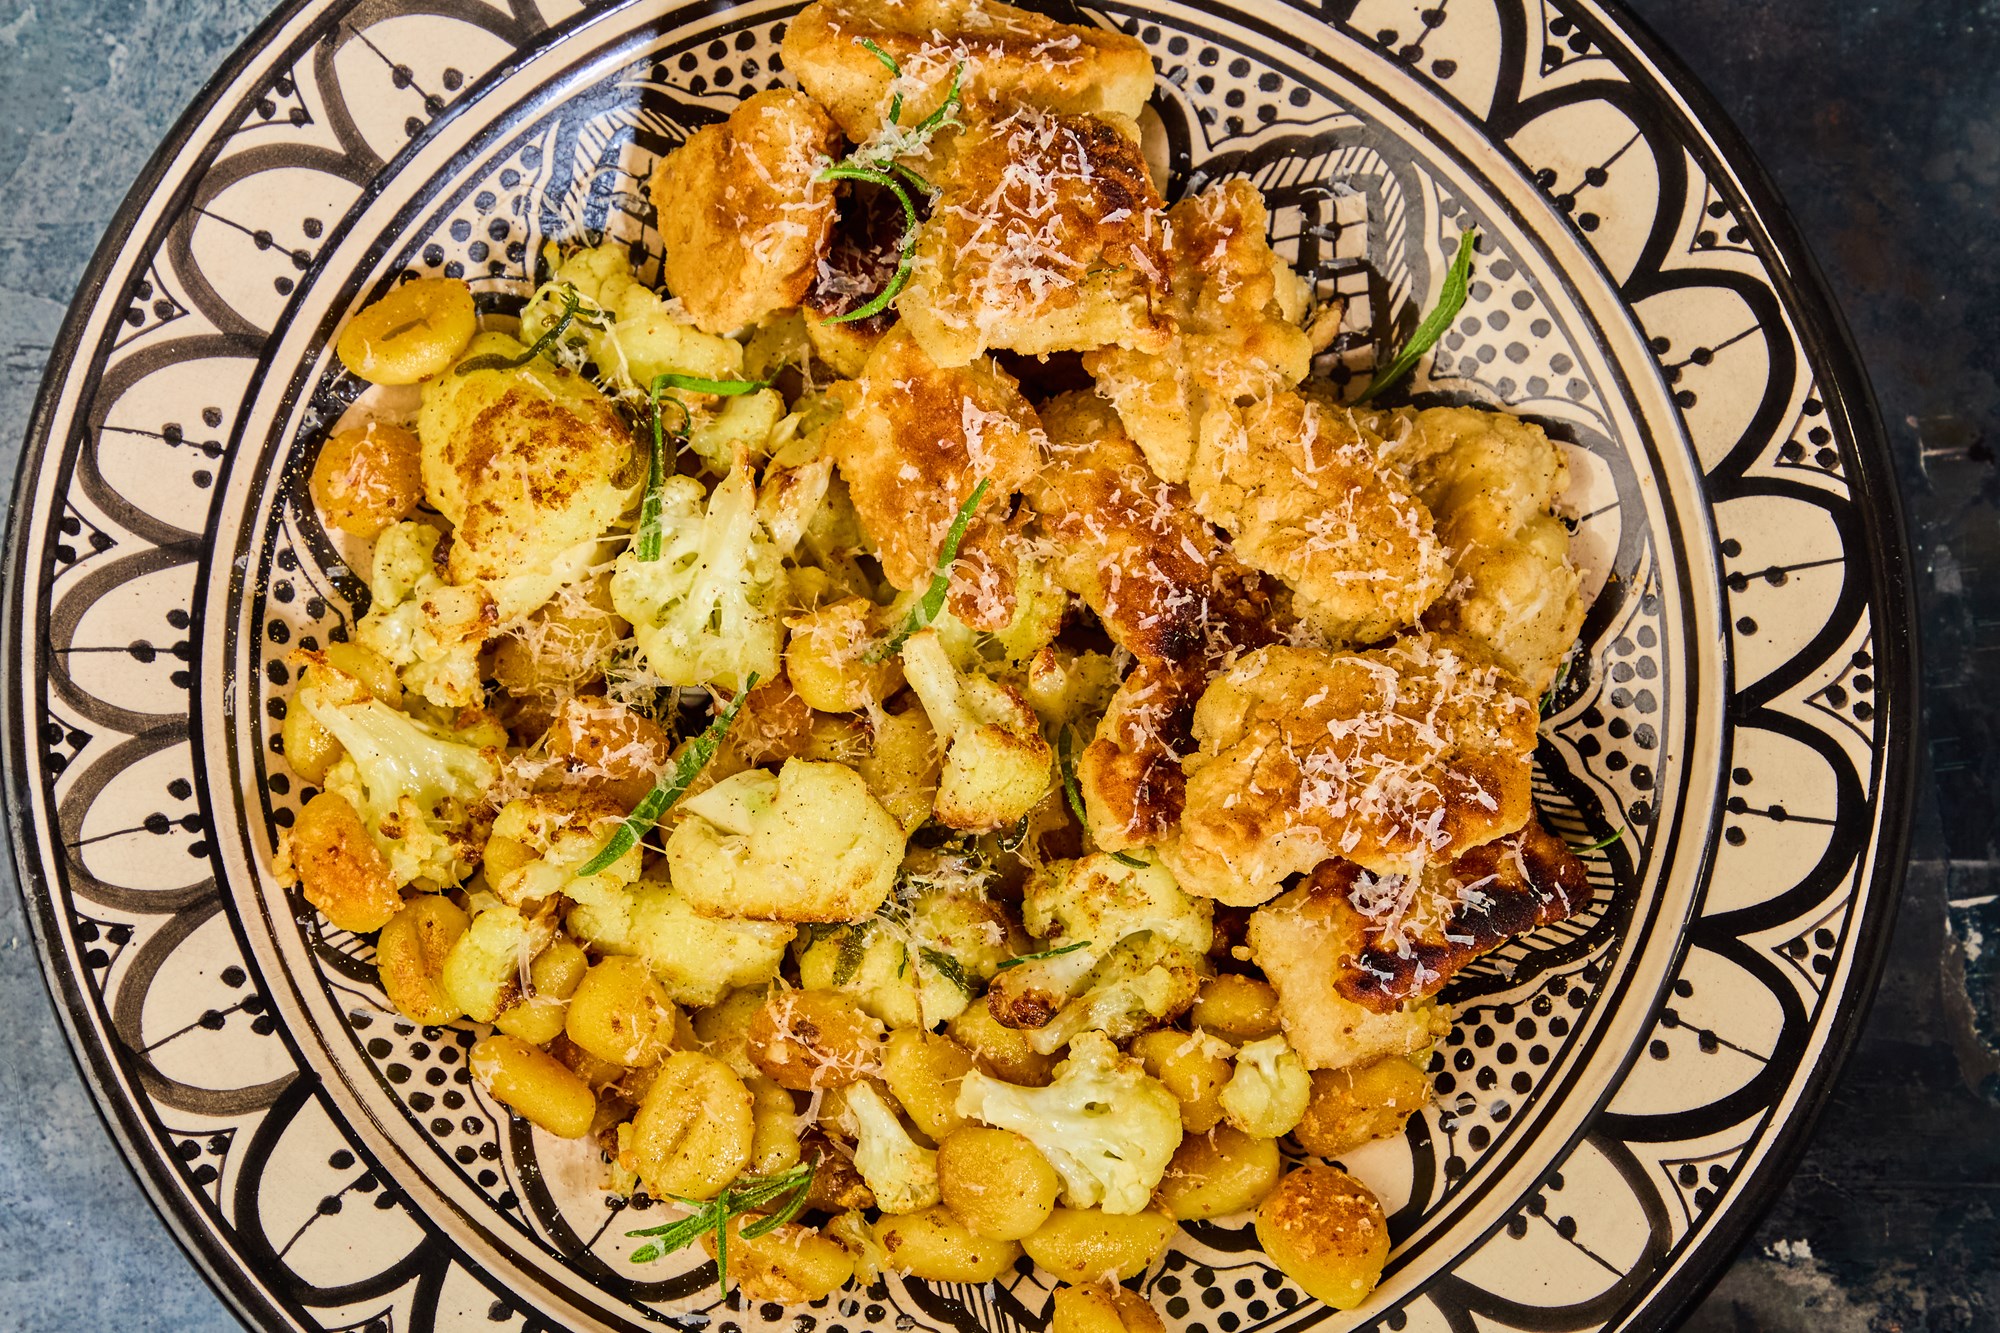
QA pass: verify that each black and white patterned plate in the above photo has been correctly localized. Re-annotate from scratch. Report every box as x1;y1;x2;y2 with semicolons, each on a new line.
4;1;1914;1331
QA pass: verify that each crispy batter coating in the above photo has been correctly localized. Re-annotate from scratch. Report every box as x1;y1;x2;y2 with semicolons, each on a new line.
1161;638;1539;904
1246;882;1451;1071
825;325;1044;629
1085;181;1316;483
653;90;844;334
900;109;1172;368
780;0;1154;141
1190;392;1453;645
1032;392;1279;665
1289;817;1589;1012
1386;406;1585;693
1077;658;1205;853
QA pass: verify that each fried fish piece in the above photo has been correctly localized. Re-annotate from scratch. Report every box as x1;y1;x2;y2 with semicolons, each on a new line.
1285;818;1589;1013
899;108;1172;368
780;0;1154;141
1386;406;1586;694
653;89;844;335
1160;638;1539;905
1086;180;1319;483
1189;392;1453;645
825;325;1044;630
1031;392;1279;665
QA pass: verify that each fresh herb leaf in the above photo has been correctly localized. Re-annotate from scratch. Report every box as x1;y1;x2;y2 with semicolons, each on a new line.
1539;652;1574;718
1056;725;1148;867
1357;229;1479;403
994;939;1092;971
815;164;919;324
858;38;904;124
908;63;964;142
831;923;872;987
653;373;770;397
864;477;990;662
626;1160;818;1290
919;946;977;998
1570;827;1626;855
574;675;757;878
634;374;765;561
456;285;592;376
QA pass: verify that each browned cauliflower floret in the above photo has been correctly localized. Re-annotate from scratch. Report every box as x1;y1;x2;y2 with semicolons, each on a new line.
1030;392;1282;666
1294;818;1590;1012
899;108;1171;368
1160;638;1539;904
1247;882;1452;1071
1085;180;1319;483
779;0;1154;142
1077;659;1204;855
652;89;844;335
416;336;644;586
1190;392;1452;644
825;325;1043;629
1386;406;1586;693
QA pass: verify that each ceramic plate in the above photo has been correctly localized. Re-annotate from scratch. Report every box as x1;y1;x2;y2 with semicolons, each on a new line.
5;1;1914;1330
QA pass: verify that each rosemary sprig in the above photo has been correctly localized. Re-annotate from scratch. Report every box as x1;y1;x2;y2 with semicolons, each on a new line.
636;372;768;561
573;674;757;878
815;164;919;325
1357;228;1479;403
994;939;1092;971
626;1159;818;1288
859;37;904;124
864;477;990;662
455;285;595;375
1057;725;1146;868
1570;827;1626;855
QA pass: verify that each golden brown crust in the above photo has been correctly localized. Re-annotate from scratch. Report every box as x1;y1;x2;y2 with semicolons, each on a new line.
1165;637;1539;902
1085;180;1317;483
780;0;1155;141
1031;392;1280;665
900;109;1171;367
1189;392;1452;645
654;90;844;334
825;325;1044;629
1293;816;1590;1011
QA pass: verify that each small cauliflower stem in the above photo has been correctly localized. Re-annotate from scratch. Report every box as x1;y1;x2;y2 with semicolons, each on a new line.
841;1081;941;1215
300;687;497;888
665;759;905;922
1219;1035;1312;1138
955;1031;1183;1215
611;464;785;691
899;629;1051;831
987;853;1216;1052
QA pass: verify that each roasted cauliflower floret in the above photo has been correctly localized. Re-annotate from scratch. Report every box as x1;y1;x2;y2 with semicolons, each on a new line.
841;1081;942;1214
780;0;1154;142
652;89;844;335
1386;406;1586;693
826;326;1044;630
416;333;643;584
297;687;500;889
1190;392;1451;644
798;886;1018;1029
900;108;1171;368
1086;180;1318;483
1076;658;1206;854
1248;883;1452;1071
992;931;1211;1055
568;876;796;1007
900;628;1052;831
1161;639;1539;903
1023;851;1214;957
664;758;905;922
520;241;747;392
1031;391;1284;665
609;463;786;691
482;790;639;908
1219;1035;1312;1138
352;520;496;709
955;1031;1182;1214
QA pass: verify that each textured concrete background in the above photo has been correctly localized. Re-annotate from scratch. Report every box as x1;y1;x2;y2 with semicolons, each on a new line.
1;1;1994;1330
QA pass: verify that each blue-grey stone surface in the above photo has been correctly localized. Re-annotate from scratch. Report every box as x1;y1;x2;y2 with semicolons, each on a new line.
1;1;1993;1330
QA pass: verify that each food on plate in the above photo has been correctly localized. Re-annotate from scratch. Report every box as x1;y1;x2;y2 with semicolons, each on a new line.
281;0;1601;1317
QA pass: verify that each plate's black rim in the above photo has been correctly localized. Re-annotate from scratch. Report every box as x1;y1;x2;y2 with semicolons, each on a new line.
5;1;336;1329
1580;3;1917;1330
0;4;1918;1333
